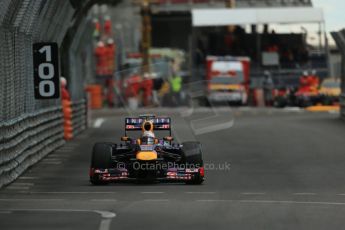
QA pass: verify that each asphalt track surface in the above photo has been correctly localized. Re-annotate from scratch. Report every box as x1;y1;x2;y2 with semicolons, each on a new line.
1;107;345;230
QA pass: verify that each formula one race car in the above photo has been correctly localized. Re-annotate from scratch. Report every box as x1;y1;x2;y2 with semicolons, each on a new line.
89;115;204;185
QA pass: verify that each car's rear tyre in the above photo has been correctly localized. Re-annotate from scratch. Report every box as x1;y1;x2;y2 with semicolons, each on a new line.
90;143;114;185
182;142;204;185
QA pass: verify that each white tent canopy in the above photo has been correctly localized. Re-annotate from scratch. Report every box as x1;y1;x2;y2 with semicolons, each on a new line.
192;7;324;27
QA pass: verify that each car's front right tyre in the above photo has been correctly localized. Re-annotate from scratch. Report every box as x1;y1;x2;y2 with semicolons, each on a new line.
90;143;114;185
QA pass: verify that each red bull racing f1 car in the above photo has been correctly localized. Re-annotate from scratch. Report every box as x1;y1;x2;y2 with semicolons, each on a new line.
89;115;204;185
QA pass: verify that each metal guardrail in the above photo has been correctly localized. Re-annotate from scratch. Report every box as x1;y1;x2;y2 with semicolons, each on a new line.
71;100;88;136
0;107;64;188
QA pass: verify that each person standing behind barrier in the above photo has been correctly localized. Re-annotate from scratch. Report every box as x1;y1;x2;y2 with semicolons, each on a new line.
263;71;274;106
103;15;112;37
105;38;115;75
94;41;107;76
170;73;182;106
92;19;101;40
60;77;70;101
105;38;116;107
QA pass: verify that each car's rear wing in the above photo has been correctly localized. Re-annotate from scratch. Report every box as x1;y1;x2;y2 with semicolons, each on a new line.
124;116;171;135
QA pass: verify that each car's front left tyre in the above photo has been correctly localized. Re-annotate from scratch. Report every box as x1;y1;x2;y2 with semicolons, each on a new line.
182;142;204;185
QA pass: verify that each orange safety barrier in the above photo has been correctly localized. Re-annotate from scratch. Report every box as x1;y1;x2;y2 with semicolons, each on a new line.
85;85;103;109
305;105;340;112
62;99;73;140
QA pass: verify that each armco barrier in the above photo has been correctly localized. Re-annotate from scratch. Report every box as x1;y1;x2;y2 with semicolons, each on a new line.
0;107;64;188
71;100;88;137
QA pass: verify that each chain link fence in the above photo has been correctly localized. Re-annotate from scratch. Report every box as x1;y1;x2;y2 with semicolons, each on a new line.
331;30;345;119
66;10;95;138
0;0;91;187
68;12;95;101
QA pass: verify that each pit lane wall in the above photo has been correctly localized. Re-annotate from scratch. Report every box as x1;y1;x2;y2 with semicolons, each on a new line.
0;0;89;188
331;30;345;119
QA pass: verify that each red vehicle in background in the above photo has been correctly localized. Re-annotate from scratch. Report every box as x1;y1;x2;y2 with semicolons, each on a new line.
296;72;320;96
206;56;250;105
294;72;320;107
274;71;321;108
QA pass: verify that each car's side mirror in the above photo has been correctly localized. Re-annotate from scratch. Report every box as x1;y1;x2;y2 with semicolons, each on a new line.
121;136;130;142
163;136;174;142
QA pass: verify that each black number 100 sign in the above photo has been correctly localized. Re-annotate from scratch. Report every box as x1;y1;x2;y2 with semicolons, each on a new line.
33;43;60;99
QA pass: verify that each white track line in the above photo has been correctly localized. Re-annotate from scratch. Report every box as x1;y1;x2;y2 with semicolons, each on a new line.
241;192;266;195
91;199;117;202
99;217;112;230
0;199;63;202
185;191;216;194
29;191;117;194
140;192;165;194
143;199;169;202
94;118;105;128
196;199;345;206
293;193;317;196
95;210;116;230
0;209;116;230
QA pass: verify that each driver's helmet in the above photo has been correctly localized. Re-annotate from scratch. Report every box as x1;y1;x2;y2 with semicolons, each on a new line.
141;131;155;145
